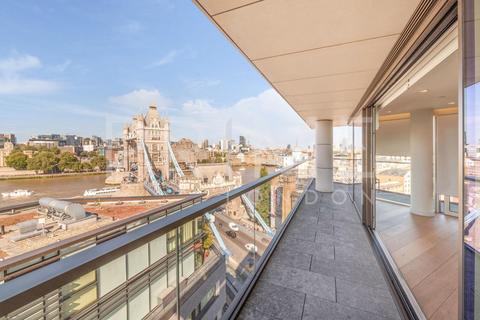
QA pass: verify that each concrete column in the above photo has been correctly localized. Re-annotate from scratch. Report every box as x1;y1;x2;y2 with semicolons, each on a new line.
410;109;434;216
315;120;333;192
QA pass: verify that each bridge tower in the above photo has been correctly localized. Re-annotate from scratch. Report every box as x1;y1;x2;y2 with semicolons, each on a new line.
123;105;170;182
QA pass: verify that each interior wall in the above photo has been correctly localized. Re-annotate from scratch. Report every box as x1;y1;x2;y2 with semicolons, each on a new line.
376;119;410;156
436;113;458;197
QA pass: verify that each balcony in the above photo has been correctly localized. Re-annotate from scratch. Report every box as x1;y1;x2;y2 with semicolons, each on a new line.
0;160;408;320
237;184;401;320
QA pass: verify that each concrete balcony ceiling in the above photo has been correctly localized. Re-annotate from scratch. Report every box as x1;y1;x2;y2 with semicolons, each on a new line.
194;0;421;127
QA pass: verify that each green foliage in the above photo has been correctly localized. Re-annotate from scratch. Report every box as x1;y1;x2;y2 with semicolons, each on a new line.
256;166;271;224
5;151;28;170
81;162;93;171
90;155;107;171
202;223;214;251
6;146;104;174
27;151;59;173
58;152;80;172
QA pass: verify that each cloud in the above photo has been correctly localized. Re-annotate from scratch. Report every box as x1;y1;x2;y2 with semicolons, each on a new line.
0;54;41;74
170;89;312;147
148;50;178;68
109;89;172;112
52;59;72;73
0;54;60;95
0;78;59;94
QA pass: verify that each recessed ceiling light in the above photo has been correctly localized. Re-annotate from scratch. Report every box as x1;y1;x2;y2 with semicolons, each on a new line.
387;111;392;113
418;89;429;93
448;101;455;105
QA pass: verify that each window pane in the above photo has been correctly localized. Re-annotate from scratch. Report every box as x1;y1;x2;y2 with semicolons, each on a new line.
128;244;149;279
150;234;167;264
128;286;149;320
99;255;126;297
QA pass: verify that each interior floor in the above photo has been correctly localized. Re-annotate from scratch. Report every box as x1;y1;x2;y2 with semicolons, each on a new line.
376;200;459;320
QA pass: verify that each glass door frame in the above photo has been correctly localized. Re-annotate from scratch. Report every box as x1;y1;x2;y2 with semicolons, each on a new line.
362;105;376;229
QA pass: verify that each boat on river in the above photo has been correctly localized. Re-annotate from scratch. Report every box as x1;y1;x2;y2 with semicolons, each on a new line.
1;189;34;197
83;187;120;197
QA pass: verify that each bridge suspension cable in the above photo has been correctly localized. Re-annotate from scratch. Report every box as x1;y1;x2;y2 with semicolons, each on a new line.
168;142;185;177
241;194;274;237
140;139;165;195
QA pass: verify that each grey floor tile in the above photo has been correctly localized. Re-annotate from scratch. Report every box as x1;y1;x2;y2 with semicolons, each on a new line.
314;231;336;245
334;241;377;264
278;237;334;260
315;221;334;235
333;224;369;245
302;295;391;320
270;247;312;271
245;280;305;320
238;305;282;320
336;278;401;319
262;264;336;302
242;184;400;320
284;228;317;242
310;255;387;289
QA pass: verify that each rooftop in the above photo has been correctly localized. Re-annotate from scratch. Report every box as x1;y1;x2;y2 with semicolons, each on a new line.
0;196;190;261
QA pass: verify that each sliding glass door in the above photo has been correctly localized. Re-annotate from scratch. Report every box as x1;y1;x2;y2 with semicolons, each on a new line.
463;1;480;318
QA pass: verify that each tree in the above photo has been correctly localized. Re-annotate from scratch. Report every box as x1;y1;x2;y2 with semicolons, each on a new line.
5;151;28;170
256;166;271;224
90;155;107;171
27;151;59;173
202;224;214;251
81;162;92;171
87;151;98;158
58;152;80;172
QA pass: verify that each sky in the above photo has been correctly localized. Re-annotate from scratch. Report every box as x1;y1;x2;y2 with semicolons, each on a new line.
0;0;317;147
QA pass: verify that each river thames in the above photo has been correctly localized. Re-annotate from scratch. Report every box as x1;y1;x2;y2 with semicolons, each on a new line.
0;165;276;207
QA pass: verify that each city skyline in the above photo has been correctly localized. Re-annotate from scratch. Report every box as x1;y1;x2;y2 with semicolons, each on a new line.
0;0;313;147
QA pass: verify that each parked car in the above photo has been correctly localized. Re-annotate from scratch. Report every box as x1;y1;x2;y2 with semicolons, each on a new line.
245;243;258;253
226;230;237;239
229;222;239;231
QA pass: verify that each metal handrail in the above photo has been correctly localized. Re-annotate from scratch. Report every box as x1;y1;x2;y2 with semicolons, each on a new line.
0;161;306;317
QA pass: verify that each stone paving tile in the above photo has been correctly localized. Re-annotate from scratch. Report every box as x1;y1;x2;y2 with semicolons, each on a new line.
278;237;334;259
310;254;387;289
302;295;392;320
262;263;336;302
314;230;336;245
285;227;317;242
334;240;378;264
240;185;400;320
243;280;305;320
336;278;401;319
269;247;312;271
333;223;370;245
238;305;283;320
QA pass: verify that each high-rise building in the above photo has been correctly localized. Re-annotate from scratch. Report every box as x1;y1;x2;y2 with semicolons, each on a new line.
201;139;209;149
239;135;246;146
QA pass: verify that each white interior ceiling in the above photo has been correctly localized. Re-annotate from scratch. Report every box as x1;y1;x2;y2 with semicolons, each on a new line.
194;0;421;127
379;50;458;115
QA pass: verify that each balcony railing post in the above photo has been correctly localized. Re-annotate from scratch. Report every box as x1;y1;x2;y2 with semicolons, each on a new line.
176;226;181;320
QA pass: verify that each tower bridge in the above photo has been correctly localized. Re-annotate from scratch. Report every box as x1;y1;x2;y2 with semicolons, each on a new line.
122;105;185;196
